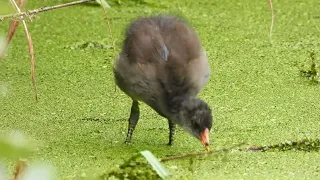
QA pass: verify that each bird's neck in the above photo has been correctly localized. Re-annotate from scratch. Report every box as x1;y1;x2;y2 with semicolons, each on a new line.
165;95;193;124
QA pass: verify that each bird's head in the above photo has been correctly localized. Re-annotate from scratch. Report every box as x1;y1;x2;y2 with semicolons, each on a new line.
171;97;213;151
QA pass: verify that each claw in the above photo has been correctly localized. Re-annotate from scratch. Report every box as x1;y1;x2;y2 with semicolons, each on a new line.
205;145;210;152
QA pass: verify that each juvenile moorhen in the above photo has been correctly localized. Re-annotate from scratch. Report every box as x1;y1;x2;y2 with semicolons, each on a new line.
113;15;212;151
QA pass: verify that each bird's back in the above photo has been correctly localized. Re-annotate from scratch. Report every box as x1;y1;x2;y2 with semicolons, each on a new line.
114;15;210;116
123;15;201;64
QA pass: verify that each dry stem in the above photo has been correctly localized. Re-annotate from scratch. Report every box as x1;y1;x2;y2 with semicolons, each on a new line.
0;0;95;22
9;0;38;102
0;0;25;61
0;21;19;60
268;0;274;43
97;0;117;92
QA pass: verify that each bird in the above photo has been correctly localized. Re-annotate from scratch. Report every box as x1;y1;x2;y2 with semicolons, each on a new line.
113;15;212;151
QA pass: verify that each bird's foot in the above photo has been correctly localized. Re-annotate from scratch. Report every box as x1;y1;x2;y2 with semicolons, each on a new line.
125;137;132;145
167;140;173;146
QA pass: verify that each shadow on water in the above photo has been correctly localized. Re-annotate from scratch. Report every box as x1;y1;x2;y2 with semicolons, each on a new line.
77;116;183;157
80;2;101;7
80;117;127;124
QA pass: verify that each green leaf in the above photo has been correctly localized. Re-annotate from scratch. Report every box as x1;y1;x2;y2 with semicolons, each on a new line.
0;131;35;159
140;150;171;179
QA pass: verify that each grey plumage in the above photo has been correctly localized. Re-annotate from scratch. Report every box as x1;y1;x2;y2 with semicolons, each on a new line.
113;15;212;149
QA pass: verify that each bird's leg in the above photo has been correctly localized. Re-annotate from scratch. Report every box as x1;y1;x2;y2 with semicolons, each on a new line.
125;100;140;144
167;119;176;146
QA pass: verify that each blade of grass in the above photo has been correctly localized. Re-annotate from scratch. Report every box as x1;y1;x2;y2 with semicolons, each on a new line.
95;0;111;8
140;150;171;179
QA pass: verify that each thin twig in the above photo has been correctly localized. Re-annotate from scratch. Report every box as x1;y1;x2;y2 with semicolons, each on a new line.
98;0;116;56
10;0;38;102
97;0;117;92
268;0;274;44
246;138;320;152
159;143;246;162
0;0;95;22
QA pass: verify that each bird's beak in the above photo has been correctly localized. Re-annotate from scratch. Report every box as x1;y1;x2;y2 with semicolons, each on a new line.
200;128;210;152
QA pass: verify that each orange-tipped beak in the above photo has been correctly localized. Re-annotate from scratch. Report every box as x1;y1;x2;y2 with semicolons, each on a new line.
200;128;210;152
